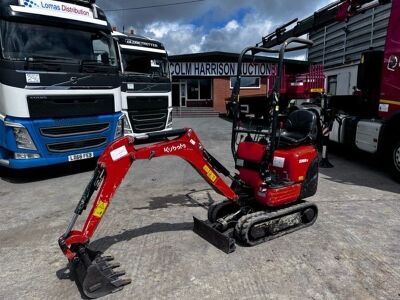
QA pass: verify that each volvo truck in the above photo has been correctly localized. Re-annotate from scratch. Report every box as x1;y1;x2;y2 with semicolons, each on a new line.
0;0;123;169
113;32;172;135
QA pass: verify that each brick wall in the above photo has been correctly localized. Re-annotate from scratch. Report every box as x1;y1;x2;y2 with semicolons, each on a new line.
212;77;269;113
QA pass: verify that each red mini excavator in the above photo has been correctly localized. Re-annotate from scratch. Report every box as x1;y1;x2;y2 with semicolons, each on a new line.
58;38;319;298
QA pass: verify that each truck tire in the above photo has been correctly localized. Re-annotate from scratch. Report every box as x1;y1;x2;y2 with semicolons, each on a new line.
389;138;400;182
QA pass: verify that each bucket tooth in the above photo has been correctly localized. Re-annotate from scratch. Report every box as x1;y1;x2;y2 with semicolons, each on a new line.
70;247;131;299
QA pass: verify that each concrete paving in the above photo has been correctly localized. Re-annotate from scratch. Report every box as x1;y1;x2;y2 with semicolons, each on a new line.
0;117;399;300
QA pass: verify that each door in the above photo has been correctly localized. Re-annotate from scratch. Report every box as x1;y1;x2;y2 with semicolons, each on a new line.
172;83;180;107
180;81;187;107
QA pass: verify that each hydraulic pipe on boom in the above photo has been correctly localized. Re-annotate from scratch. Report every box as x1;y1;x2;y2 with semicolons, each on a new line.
258;0;391;49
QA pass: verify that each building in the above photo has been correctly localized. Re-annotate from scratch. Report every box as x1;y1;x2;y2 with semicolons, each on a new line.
308;2;391;95
169;52;310;114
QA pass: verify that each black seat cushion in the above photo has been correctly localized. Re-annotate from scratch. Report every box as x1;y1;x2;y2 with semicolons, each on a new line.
279;110;318;146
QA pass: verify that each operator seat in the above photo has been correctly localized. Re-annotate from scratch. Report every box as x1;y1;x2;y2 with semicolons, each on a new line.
279;110;318;147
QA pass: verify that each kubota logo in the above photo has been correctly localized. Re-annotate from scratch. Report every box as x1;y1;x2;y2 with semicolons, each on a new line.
163;143;186;153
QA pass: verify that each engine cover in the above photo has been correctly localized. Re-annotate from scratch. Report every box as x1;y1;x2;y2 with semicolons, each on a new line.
236;141;318;207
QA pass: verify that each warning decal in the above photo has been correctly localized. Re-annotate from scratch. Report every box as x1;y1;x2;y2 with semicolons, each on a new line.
203;165;217;182
93;201;108;218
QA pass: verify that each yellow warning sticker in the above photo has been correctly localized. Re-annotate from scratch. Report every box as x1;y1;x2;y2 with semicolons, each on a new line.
203;165;217;182
93;201;108;218
310;88;324;93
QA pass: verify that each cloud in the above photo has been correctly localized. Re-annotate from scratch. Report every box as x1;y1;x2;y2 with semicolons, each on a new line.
99;0;334;55
139;10;274;55
143;22;204;54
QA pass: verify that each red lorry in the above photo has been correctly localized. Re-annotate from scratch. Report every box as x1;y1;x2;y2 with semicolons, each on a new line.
257;0;400;181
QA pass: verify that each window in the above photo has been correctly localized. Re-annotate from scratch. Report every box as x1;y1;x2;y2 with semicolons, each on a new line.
187;79;199;100
186;79;212;100
230;77;260;89
199;79;211;99
121;49;169;77
1;20;117;66
327;75;337;95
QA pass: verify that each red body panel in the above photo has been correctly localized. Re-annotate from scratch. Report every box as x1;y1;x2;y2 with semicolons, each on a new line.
273;146;318;182
236;141;317;207
379;0;400;120
237;141;266;162
256;183;302;207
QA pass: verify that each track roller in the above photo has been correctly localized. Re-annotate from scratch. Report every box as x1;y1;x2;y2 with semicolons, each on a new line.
235;201;318;246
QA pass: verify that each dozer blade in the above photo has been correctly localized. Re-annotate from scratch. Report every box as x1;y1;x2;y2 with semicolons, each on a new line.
193;217;236;254
71;246;131;299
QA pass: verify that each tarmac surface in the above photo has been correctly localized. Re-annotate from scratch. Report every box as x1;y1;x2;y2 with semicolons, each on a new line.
0;117;399;300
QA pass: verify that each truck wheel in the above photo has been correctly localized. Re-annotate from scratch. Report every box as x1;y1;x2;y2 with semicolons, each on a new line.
390;139;400;182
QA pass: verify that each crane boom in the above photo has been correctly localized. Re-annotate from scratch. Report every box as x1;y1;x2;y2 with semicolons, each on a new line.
258;0;391;49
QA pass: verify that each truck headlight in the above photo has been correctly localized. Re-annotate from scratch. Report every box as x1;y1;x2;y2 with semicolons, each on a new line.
166;112;172;128
114;115;124;139
12;126;37;150
122;112;133;135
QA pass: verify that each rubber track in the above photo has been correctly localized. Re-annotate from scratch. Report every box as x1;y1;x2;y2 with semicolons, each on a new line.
207;200;239;223
235;201;318;246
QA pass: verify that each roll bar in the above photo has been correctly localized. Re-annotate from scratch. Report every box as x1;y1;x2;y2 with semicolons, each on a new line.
230;37;314;159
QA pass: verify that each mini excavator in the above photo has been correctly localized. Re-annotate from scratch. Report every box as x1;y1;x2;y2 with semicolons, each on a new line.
58;38;319;298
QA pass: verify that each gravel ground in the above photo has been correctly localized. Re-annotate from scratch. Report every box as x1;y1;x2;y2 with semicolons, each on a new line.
0;117;399;300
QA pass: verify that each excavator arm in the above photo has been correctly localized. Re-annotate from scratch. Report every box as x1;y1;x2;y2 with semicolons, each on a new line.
58;128;238;298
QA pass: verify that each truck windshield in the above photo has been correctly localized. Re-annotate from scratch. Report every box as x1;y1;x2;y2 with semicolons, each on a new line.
121;50;169;78
0;21;117;66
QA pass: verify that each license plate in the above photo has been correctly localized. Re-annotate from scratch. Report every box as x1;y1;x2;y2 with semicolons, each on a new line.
68;152;94;162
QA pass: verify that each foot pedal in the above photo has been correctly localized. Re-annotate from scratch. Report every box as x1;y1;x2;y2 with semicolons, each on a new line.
193;217;236;254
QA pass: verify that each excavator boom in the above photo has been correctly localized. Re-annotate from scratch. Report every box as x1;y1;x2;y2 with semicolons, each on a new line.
58;128;238;298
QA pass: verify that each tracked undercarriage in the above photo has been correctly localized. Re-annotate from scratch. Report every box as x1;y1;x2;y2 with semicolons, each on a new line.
194;196;318;253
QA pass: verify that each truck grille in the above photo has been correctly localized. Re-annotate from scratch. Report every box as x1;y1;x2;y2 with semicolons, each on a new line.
128;110;167;133
28;95;115;118
40;123;110;137
46;137;107;152
127;96;168;133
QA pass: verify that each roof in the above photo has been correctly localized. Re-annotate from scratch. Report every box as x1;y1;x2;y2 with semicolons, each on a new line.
169;51;309;65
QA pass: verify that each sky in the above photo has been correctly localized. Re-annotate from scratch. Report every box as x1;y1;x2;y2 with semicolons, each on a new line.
97;0;335;57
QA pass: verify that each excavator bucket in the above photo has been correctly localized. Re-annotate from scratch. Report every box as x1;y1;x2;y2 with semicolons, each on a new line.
193;217;236;254
70;246;131;299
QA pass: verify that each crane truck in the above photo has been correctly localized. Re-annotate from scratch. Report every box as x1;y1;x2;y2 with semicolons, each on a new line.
258;0;400;182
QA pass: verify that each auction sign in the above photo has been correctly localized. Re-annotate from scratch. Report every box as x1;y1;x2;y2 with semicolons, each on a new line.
170;62;272;77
